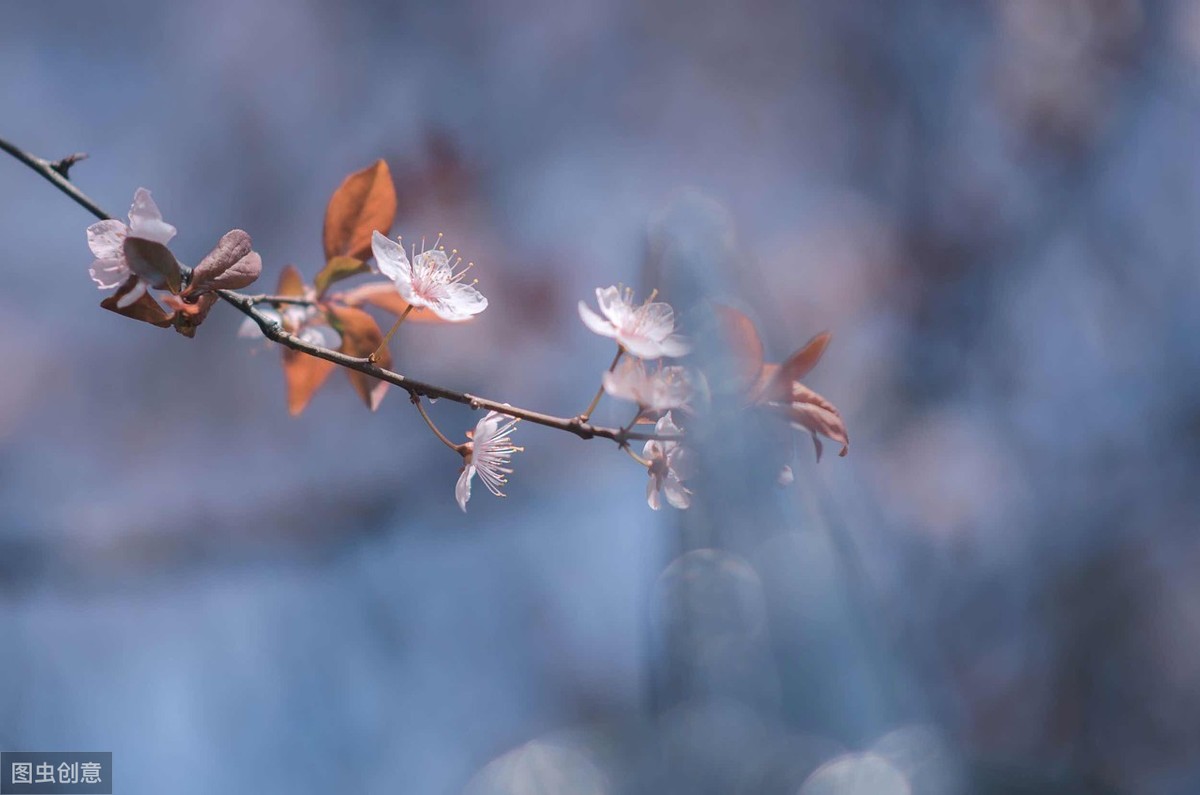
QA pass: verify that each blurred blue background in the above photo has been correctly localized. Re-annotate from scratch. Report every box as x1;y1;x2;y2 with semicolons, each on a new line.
2;1;1199;793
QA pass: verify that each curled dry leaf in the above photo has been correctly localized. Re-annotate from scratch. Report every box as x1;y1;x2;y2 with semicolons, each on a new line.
336;281;451;323
123;237;182;293
323;159;397;263
189;229;261;293
328;304;391;411
100;276;173;327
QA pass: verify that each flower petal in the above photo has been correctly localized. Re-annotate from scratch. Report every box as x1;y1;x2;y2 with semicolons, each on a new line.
655;334;692;358
115;278;149;309
663;474;691;509
579;301;617;338
371;230;413;288
127;188;176;245
646;476;662;511
89;257;130;289
595;286;628;325
456;465;475;512
87;220;128;260
637;301;676;341
429;282;488;322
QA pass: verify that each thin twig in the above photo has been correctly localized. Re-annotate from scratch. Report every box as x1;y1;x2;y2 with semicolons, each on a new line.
579;346;623;421
0;134;681;445
411;394;463;453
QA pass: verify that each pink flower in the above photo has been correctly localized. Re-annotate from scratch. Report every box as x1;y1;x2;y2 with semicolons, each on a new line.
371;231;487;322
643;412;694;510
86;188;177;308
456;411;523;512
578;286;690;359
602;357;693;411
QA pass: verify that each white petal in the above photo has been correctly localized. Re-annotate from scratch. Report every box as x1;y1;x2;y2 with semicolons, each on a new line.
595;286;628;325
127;188;176;245
371;231;413;288
619;333;671;359
456;466;475;512
86;220;128;260
238;316;263;338
663;474;691;509
646;477;662;511
655;412;683;436
578;301;617;338
638;301;676;340
669;446;698;480
643;439;662;459
777;465;795;486
115;278;148;309
89;257;130;289
414;249;451;278
429;282;488;321
655;334;691;358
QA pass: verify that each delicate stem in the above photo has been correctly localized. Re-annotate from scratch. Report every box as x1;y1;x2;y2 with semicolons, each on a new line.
249;294;318;307
579;346;623;422
0;133;685;445
620;409;644;435
623;444;651;468
412;395;461;453
370;305;413;362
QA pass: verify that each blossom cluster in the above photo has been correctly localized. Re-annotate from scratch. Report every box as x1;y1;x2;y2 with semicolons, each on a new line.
86;161;848;514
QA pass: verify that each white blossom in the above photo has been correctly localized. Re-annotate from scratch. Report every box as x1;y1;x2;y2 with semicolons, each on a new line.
457;411;523;512
643;412;695;510
578;285;689;359
602;357;693;411
371;231;487;322
86;188;177;308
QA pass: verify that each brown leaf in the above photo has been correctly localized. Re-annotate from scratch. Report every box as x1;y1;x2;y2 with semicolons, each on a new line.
336;281;449;323
282;348;336;416
314;255;369;294
100;277;174;327
714;305;765;393
277;264;306;298
328;304;391;411
323;160;397;262
783;382;849;461
760;332;831;404
188;229;261;293
123;237;182;293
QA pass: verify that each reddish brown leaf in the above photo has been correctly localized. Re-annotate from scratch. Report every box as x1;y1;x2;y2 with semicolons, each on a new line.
323;160;397;262
283;348;336;416
188;229;261;293
277;264;306;298
782;382;849;461
100;278;174;327
761;332;831;404
714;304;765;393
328;304;391;411
314;255;369;294
336;281;449;323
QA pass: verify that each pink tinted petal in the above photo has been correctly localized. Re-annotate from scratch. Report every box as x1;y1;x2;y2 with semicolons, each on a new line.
86;220;128;259
127;188;176;245
646;477;662;511
579;301;617;338
663;474;691;509
656;334;691;358
89;258;129;289
456;466;475;512
619;333;668;359
115;278;148;309
656;412;683;436
643;439;663;460
431;282;488;321
595;286;627;325
637;301;675;340
371;231;413;288
414;250;451;280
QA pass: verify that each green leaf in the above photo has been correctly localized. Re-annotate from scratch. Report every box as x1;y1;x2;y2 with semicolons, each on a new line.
314;255;369;294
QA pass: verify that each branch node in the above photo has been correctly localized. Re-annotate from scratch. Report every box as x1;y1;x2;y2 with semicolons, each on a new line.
49;152;88;178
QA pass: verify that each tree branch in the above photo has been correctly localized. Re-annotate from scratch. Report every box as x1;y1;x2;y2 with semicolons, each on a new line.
1;134;679;445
